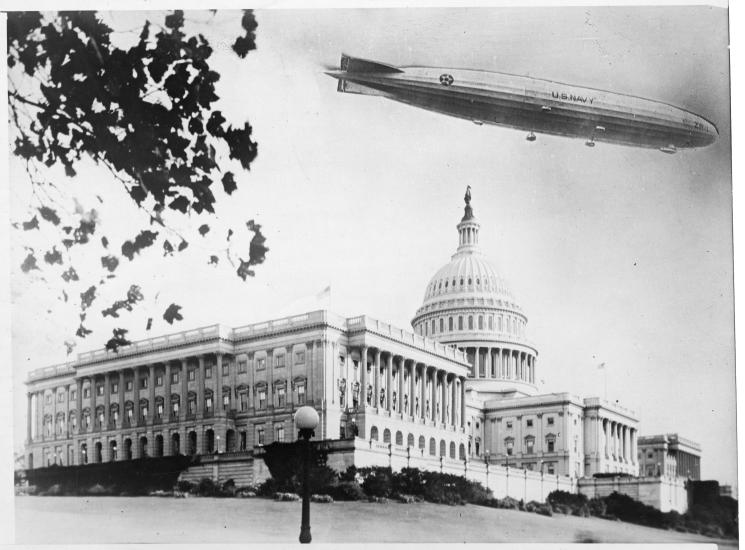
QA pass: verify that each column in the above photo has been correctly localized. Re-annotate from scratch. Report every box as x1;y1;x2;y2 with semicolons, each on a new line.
197;356;205;416
359;346;368;409
386;353;393;411
419;365;427;420
148;365;156;423
117;371;125;429
180;359;188;419
26;393;33;442
460;376;466;429
408;361;415;417
441;372;448;424
287;347;294;408
471;348;479;379
373;350;381;409
133;367;140;423
216;353;224;413
103;372;111;430
90;376;98;432
397;357;405;415
164;362;172;419
450;375;457;426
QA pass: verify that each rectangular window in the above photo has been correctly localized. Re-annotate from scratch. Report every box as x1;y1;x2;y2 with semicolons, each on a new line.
157;403;163;418
83;388;90;398
141;378;148;389
172;401;179;415
141;404;148;419
547;463;555;475
223;394;230;410
297;383;306;405
188;369;195;381
222;363;229;377
111;382;118;394
238;360;247;374
240;392;248;411
205;366;212;379
547;440;555;453
56;392;63;402
126;381;133;391
70;390;76;401
547;417;554;425
188;398;196;415
275;425;285;443
275;354;285;368
527;419;533;427
172;372;179;384
155;375;163;387
258;390;267;409
257;358;266;370
506;421;513;429
526;439;534;453
205;396;213;412
240;431;247;451
277;387;286;408
295;351;305;364
257;427;265;445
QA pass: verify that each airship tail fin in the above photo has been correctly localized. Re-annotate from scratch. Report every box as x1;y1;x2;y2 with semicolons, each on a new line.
341;53;402;74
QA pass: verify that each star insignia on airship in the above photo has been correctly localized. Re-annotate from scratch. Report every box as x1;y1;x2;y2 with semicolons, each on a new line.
439;74;454;86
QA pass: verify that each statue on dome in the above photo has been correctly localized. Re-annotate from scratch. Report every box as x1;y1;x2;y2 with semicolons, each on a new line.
464;185;472;206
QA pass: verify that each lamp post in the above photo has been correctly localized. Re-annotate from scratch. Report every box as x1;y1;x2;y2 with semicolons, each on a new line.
484;450;490;491
295;406;319;544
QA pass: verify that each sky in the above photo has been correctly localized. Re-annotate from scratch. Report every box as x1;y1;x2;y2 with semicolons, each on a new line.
6;6;736;487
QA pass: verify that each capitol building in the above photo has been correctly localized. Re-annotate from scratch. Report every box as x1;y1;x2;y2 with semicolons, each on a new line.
23;189;692;511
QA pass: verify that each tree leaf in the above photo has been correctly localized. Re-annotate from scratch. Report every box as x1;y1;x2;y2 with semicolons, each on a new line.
38;206;60;225
21;252;39;272
222;171;237;195
80;285;97;311
44;247;63;265
121;230;159;260
76;324;92;338
22;215;39;230
105;328;131;352
209;255;219;266
101;255;119;272
61;267;79;282
163;239;174;256
163;303;183;324
198;224;210;236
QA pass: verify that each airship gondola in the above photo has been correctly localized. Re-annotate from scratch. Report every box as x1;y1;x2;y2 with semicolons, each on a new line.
326;54;718;153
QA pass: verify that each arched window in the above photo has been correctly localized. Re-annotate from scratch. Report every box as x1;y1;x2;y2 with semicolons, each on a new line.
110;403;119;425
95;406;105;429
468;278;472;285
498;316;503;331
395;431;403;446
187;392;197;415
449;441;456;458
439;439;446;457
478;316;484;330
429;438;436;456
139;399;149;422
468;316;473;330
170;394;180;418
460;278;464;286
525;436;535;454
439;318;444;332
204;390;213;413
505;437;514;456
459;443;466;460
383;428;391;444
488;315;493;330
458;316;463;330
418;436;425;450
407;433;415;448
449;317;454;331
431;319;436;334
370;426;379;441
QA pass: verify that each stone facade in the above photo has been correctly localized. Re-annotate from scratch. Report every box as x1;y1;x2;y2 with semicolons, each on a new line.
637;433;701;480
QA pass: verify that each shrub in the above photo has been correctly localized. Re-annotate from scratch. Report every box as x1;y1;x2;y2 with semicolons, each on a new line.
176;480;195;493
196;477;220;497
587;497;607;517
499;496;520;510
361;468;393;498
274;492;300;501
393;493;418;503
256;478;280;497
338;465;358;483
311;494;334;503
391;468;425;496
328;481;366;501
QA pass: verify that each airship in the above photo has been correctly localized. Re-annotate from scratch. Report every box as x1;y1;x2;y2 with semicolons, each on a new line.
326;54;717;153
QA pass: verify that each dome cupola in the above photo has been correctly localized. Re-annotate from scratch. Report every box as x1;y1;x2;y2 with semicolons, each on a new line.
412;188;539;396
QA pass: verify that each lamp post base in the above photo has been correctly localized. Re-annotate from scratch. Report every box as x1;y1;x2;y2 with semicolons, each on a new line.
299;526;312;544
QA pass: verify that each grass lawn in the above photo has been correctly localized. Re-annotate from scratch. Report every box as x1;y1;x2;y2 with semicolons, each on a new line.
14;496;737;546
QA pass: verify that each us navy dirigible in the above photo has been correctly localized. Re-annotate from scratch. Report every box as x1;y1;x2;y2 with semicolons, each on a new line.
326;54;718;153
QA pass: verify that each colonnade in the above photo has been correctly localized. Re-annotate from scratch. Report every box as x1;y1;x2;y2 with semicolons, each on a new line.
345;346;467;429
601;419;637;463
462;346;536;383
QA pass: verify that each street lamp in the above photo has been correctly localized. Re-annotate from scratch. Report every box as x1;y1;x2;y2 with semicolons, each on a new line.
295;406;319;544
484;450;490;491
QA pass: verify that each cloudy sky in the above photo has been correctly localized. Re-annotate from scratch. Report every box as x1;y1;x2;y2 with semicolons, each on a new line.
7;6;735;486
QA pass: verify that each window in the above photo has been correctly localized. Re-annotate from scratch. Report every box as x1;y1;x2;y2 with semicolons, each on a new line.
297;382;306;405
505;439;514;456
171;399;179;416
97;409;104;426
126;405;134;423
257;358;266;370
547;463;556;475
238;360;247;374
205;395;213;413
45;394;52;404
70;390;77;401
188;369;195;381
547;439;555;453
140;402;148;420
547;417;554;426
449;317;453;331
83;388;90;398
239;391;248;411
488;315;493;330
205;366;212;379
478;316;483;330
527;419;533;427
155;375;163;387
295;351;305;364
458;316;463;330
111;382;118;394
275;424;285;442
525;437;535;454
258;389;267;409
431;319;436;334
126;381;133;391
57;392;64;402
647;452;654;459
506;421;513;429
188;395;196;415
141;377;148;389
275;354;285;368
277;386;286;408
222;363;229;377
223;393;230;410
439;318;444;332
156;402;164;418
468;316;473;330
257;427;265;445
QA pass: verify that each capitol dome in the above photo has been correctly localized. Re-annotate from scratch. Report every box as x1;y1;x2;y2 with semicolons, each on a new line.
412;188;538;396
